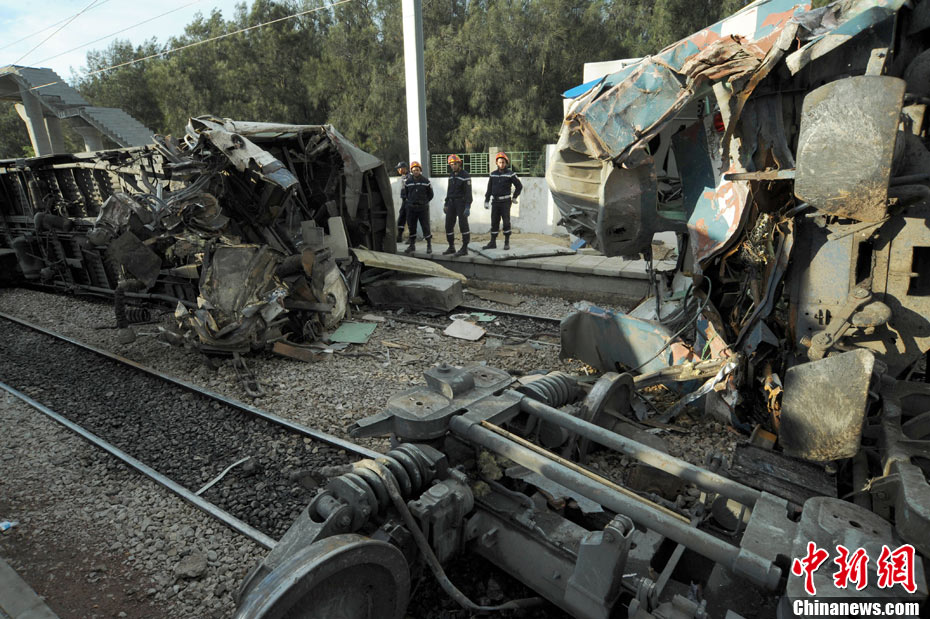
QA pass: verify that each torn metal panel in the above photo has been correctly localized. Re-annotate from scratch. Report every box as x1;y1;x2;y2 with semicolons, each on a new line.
187;117;298;190
351;248;467;282
786;0;907;74
175;245;287;351
794;76;905;221
559;302;698;375
779;349;875;461
559;0;805;163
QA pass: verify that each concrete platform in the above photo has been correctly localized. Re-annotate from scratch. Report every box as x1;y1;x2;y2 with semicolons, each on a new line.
403;237;675;303
0;558;58;619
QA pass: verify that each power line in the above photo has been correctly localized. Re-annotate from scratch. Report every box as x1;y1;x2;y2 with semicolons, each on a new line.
0;0;115;52
9;0;354;97
13;0;103;66
82;0;353;77
35;0;206;66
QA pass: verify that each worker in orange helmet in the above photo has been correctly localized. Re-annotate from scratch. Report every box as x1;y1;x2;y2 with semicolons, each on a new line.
400;161;433;254
395;161;409;241
442;154;472;257
483;151;522;250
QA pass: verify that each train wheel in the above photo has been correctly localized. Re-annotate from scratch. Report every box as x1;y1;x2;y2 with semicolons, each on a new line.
235;534;410;619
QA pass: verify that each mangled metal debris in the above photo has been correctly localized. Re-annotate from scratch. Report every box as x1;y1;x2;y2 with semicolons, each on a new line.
237;363;928;618
549;0;930;440
0;115;464;364
235;2;930;615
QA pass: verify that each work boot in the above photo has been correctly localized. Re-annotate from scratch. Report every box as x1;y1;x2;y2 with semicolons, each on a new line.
482;237;497;250
503;236;510;251
442;245;456;255
454;245;468;257
426;240;433;254
404;240;416;254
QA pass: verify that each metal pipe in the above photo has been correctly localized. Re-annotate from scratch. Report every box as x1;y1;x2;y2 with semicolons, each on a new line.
514;392;761;508
450;416;782;591
0;380;277;550
80;285;197;308
482;421;689;523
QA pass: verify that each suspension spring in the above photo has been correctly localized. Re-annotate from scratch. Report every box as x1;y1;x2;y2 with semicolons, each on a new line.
320;443;447;530
124;307;152;324
518;371;578;407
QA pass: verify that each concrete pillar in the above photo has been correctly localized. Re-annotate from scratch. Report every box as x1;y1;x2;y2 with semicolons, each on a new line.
73;126;104;152
45;115;66;154
402;0;428;173
14;88;52;156
489;146;502;171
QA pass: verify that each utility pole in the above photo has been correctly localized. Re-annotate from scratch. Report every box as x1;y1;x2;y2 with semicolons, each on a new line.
402;0;428;173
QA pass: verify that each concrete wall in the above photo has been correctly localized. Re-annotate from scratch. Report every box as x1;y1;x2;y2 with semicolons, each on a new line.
390;176;568;236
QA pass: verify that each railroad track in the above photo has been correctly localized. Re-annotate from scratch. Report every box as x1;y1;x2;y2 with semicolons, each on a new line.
0;308;575;618
0;311;379;549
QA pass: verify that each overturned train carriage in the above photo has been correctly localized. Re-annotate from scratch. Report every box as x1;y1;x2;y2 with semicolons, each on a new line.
550;0;930;384
0;117;395;351
238;1;930;618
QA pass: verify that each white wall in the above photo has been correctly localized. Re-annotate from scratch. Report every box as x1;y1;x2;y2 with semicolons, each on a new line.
390;176;568;236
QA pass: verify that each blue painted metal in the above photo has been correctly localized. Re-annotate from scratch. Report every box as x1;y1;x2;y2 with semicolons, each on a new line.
561;0;810;161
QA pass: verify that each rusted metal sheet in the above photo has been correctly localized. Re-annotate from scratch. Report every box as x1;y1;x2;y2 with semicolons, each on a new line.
794;76;905;221
560;0;807;163
779;349;876;461
559;302;695;375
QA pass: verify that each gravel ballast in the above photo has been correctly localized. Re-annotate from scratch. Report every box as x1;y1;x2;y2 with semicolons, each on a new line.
0;286;735;618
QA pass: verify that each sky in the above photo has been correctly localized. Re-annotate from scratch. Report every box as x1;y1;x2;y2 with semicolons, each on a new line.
0;0;246;81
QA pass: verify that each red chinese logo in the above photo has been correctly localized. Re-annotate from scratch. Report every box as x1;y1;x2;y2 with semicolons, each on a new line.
792;542;918;595
792;542;830;595
833;545;869;591
877;544;917;594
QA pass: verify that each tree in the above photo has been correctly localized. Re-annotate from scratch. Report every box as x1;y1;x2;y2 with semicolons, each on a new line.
0;104;34;159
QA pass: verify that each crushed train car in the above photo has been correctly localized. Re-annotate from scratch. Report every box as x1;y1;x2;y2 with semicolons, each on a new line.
236;2;930;618
550;0;930;433
0;116;396;354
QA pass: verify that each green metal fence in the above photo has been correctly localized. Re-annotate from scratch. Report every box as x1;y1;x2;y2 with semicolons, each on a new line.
430;153;488;177
507;151;546;176
430;151;545;177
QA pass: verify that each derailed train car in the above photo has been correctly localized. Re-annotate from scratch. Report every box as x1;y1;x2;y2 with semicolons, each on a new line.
0;117;395;356
236;1;930;618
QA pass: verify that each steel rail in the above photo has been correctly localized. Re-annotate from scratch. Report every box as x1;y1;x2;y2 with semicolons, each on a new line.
455;303;563;324
0;380;278;550
0;310;380;460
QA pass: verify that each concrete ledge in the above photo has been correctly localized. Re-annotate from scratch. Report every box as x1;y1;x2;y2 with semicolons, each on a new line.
406;251;651;304
0;558;59;619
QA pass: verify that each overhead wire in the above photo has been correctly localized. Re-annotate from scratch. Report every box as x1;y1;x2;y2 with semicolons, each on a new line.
34;0;206;66
12;0;102;66
3;0;354;99
0;0;114;52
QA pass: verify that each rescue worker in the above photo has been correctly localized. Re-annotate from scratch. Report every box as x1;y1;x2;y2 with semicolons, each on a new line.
395;161;409;240
483;151;522;250
442;154;472;256
400;161;433;254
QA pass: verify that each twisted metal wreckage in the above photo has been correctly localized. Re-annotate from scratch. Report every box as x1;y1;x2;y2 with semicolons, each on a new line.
235;1;930;618
0;117;406;386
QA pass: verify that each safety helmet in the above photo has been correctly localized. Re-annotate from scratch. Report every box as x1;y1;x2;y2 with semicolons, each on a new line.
495;151;509;164
396;161;408;170
447;154;462;165
410;161;422;170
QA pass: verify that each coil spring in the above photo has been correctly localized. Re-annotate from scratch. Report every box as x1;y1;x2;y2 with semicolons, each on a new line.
125;307;152;324
519;371;578;407
326;444;442;526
